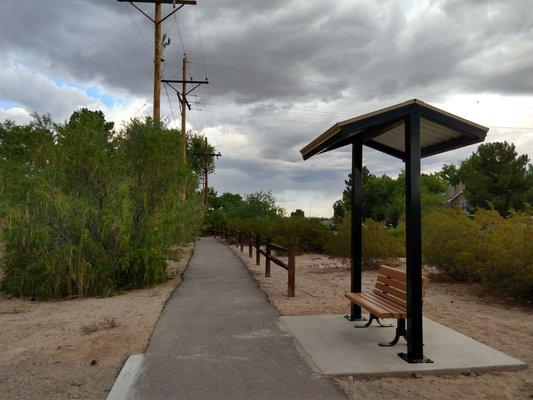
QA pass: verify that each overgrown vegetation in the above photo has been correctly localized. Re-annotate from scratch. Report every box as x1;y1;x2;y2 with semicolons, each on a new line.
207;141;532;301
0;110;204;299
424;207;532;300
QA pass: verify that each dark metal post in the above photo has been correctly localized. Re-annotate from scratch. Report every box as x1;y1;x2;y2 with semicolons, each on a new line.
347;141;363;321
399;111;429;363
287;244;295;297
255;235;261;265
265;239;271;277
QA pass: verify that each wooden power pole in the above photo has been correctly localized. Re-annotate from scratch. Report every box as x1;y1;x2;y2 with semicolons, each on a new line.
162;55;209;165
118;0;197;121
180;54;188;165
194;137;221;205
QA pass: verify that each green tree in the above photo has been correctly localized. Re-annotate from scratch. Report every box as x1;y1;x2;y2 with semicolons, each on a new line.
332;199;345;224
439;163;461;186
341;166;372;210
340;169;446;225
460;141;533;214
291;209;305;218
187;133;217;178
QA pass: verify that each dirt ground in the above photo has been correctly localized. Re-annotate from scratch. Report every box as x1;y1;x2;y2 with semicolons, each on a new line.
229;242;533;400
0;243;194;400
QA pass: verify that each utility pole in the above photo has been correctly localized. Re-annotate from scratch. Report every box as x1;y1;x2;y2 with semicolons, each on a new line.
162;55;209;165
181;54;188;165
118;0;197;121
194;137;221;205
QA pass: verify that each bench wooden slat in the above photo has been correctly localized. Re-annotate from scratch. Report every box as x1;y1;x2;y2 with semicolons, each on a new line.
376;275;429;296
344;293;397;318
376;274;406;291
358;294;405;318
346;265;430;320
378;265;406;282
360;293;406;316
378;269;430;289
370;293;408;318
374;281;407;302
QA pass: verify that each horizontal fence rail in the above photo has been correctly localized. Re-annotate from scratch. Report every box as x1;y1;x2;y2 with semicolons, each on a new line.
211;227;295;297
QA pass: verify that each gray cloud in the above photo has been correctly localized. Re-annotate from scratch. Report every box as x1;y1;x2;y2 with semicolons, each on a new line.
1;0;532;215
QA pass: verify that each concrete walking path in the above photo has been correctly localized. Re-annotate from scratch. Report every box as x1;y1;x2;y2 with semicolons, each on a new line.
126;237;346;400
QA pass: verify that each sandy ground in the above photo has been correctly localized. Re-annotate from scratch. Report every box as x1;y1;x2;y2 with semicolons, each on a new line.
228;241;533;400
0;243;194;400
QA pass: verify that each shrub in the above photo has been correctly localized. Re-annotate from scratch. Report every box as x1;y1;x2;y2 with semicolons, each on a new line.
275;217;332;253
325;214;404;264
423;207;532;301
474;209;533;300
422;207;481;281
0;111;203;299
363;219;404;263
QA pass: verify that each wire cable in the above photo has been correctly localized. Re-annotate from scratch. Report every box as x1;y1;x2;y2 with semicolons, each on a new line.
127;6;151;58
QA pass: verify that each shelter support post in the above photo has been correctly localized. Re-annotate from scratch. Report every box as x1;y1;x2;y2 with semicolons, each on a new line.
399;111;431;363
346;141;364;321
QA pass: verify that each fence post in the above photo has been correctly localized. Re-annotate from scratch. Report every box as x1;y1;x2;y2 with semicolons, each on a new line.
287;244;295;297
248;232;253;258
225;228;229;242
239;230;244;252
255;235;261;265
265;239;271;277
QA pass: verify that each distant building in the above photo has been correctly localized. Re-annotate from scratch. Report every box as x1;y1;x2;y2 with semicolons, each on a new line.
444;183;468;211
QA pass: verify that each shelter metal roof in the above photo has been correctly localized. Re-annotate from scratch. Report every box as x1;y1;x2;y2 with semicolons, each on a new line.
300;99;489;161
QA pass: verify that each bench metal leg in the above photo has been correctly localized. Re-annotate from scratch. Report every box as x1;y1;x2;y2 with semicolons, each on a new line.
354;314;393;328
379;318;407;346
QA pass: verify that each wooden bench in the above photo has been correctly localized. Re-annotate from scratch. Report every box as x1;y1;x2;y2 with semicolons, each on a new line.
344;265;430;347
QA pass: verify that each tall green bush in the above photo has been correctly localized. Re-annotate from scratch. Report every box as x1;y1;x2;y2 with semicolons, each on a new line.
324;214;405;263
422;207;481;281
0;110;203;299
472;210;532;300
423;207;532;301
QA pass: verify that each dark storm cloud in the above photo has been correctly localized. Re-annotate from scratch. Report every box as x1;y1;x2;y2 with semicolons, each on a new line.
2;0;532;103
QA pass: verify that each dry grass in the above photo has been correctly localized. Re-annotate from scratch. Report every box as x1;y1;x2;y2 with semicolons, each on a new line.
80;317;118;335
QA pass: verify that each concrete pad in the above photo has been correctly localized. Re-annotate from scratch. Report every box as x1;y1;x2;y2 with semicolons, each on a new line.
107;354;144;400
280;314;527;377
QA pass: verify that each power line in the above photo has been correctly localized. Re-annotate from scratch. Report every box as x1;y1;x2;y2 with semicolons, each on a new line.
164;7;186;54
133;101;149;116
127;6;151;58
188;60;447;102
163;74;177;126
193;6;217;143
195;99;351;118
190;107;324;125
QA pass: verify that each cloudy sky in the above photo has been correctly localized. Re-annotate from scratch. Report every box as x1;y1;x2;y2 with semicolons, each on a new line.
1;0;532;216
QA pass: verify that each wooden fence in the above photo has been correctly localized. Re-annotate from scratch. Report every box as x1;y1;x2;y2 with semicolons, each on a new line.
211;227;295;297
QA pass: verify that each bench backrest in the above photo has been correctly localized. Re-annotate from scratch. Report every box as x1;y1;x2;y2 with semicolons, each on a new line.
374;265;429;308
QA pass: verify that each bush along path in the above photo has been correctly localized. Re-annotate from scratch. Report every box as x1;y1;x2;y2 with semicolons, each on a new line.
125;237;346;400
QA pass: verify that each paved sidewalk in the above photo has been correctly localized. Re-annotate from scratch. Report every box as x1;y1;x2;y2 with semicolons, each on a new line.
127;237;346;400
